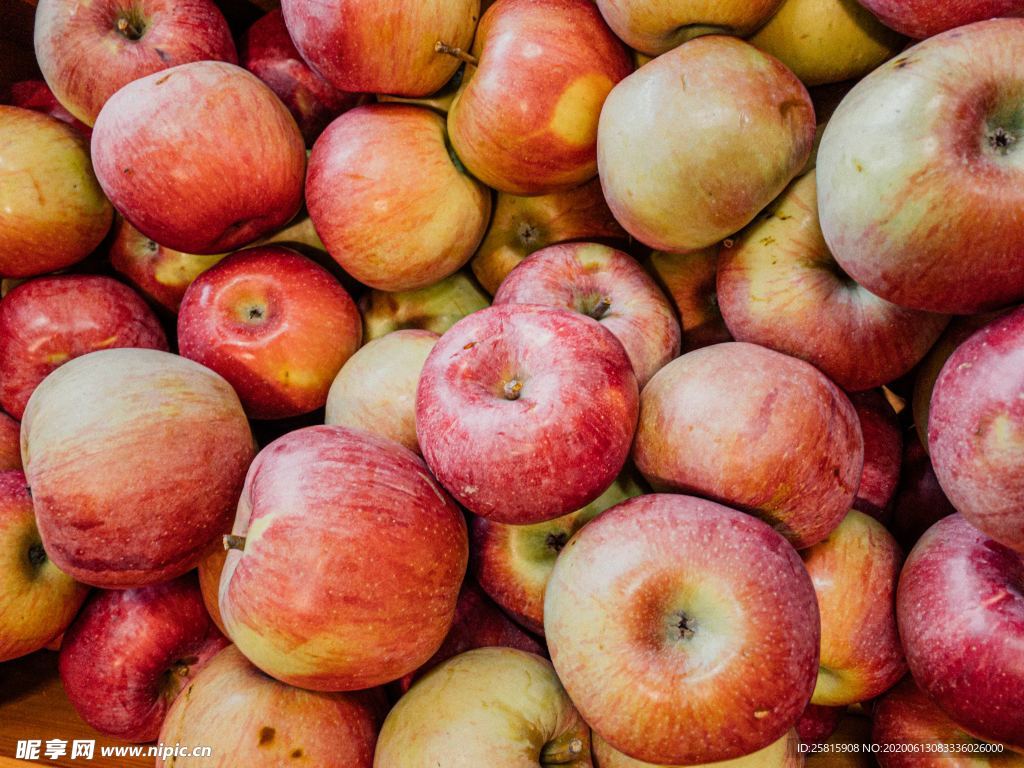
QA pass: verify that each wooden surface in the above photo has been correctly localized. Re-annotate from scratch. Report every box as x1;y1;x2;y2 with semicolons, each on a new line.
0;652;150;768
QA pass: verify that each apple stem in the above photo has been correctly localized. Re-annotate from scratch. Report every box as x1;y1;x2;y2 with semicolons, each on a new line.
503;379;523;400
588;296;612;320
541;735;585;765
115;15;145;40
223;534;247;552
435;41;479;68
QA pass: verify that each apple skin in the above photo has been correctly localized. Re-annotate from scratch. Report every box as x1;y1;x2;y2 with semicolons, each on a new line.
850;390;902;522
0;470;88;662
749;0;904;86
448;0;632;196
598;37;815;254
0;107;113;278
816;19;1024;313
197;540;228;636
375;647;593;767
91;61;306;256
8;80;92;137
0;412;21;471
717;171;949;391
0;275;168;419
645;247;733;353
471;471;644;635
158;646;382;768
873;678;1024;768
219;425;468;691
34;0;236;126
306;104;490;292
58;573;229;743
416;304;639;525
493;243;681;387
855;0;1024;39
241;9;361;145
889;433;956;551
281;0;478;97
360;271;490;342
22;348;255;589
545;493;820;765
801;510;907;706
796;704;843;746
594;0;785;56
591;730;803;767
896;514;1024;750
472;178;627;295
325;329;438;454
178;246;362;420
928;307;1024;552
633;342;863;549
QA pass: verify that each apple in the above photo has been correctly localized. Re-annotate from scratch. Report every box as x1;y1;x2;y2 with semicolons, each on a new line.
219;425;468;691
849;391;902;522
0;275;168;419
749;0;904;86
897;514;1024;750
416;304;639;525
594;0;785;56
325;329;438;453
855;0;1024;38
22;348;255;588
816;19;1024;313
0;470;88;662
597;37;815;253
645;247;733;353
360;271;490;342
592;730;802;767
34;0;236;126
91;61;306;255
545;493;820;765
306;104;490;292
393;580;544;694
58;573;229;742
447;0;632;196
197;539;228;636
0;107;113;277
8;80;91;136
717;171;949;391
633;342;863;549
0;412;20;470
241;9;362;145
796;704;843;746
108;217;226;312
178;246;362;420
471;471;644;635
802;510;906;706
928;306;1024;551
493;243;681;387
873;678;1024;768
889;433;956;551
158;645;382;768
471;177;627;295
281;0;479;97
375;647;592;766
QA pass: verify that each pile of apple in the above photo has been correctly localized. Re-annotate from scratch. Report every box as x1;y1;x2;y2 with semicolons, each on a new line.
2;0;1023;765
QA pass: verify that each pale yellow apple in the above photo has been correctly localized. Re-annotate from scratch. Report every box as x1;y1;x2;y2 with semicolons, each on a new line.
592;730;802;767
361;271;489;341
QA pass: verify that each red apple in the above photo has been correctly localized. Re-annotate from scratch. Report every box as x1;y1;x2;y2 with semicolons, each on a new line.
816;19;1024;313
797;704;843;746
59;573;229;742
928;306;1024;552
281;0;479;97
0;411;22;471
91;61;306;255
359;271;490;341
592;730;803;767
645;247;733;353
219;425;468;691
633;342;863;549
178;246;362;420
34;0;236;126
889;433;956;551
306;104;490;292
0;275;168;419
0;470;88;662
896;514;1024;750
545;493;820;765
8;80;91;137
493;243;681;387
447;0;632;195
241;9;362;145
158;645;382;768
416;304;639;525
717;171;949;391
856;0;1024;39
850;390;903;522
22;348;255;588
0;106;113;277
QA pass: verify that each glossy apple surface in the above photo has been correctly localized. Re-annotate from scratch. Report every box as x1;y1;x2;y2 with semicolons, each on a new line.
360;272;490;342
633;342;862;549
856;0;1024;38
645;247;732;352
0;412;20;470
416;304;639;525
23;348;255;588
91;61;306;255
0;275;168;419
850;390;902;521
796;704;843;746
545;494;820;765
592;730;802;767
197;540;228;636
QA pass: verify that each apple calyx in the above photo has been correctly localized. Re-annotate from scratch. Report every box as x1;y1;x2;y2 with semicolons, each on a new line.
541;734;585;765
223;534;247;552
674;612;697;641
27;542;46;568
546;531;569;553
503;378;524;401
988;126;1017;156
434;41;479;68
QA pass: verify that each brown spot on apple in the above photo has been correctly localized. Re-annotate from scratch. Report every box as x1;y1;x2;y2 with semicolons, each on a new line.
259;727;275;746
290;748;303;758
